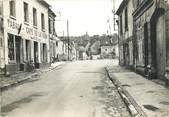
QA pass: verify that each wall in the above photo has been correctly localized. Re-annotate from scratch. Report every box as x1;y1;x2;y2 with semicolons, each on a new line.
0;1;4;69
118;0;134;66
3;0;50;68
134;3;155;66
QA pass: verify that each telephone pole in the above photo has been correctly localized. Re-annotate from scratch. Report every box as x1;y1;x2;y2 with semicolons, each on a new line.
112;0;118;31
67;20;70;61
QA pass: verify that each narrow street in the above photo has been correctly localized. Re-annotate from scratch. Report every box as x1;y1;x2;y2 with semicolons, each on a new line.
2;60;131;117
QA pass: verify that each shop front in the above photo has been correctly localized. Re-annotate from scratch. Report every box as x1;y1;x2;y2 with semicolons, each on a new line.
5;18;50;74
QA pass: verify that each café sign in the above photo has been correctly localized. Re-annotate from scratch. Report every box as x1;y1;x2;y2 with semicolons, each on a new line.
7;19;47;39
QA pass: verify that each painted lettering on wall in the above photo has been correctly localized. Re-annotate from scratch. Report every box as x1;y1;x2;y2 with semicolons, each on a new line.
7;19;20;30
25;27;47;39
7;19;48;39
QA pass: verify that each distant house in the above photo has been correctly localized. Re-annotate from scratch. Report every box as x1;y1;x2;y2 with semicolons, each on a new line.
78;40;88;60
100;35;117;59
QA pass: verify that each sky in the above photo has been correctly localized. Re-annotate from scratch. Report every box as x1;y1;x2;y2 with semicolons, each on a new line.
47;0;122;36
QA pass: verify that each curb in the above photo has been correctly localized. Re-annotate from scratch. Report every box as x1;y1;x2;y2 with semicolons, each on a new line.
1;73;38;92
1;62;65;92
105;67;147;117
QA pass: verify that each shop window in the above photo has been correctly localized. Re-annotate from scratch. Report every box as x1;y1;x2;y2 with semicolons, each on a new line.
24;2;29;23
41;13;45;31
9;0;16;17
8;34;15;61
33;8;37;26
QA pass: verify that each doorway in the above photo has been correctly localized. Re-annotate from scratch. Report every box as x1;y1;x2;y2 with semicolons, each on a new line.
34;41;39;68
144;22;149;73
15;36;21;70
156;14;166;79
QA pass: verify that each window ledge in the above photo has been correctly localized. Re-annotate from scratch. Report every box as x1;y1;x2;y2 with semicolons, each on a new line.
8;60;16;64
42;29;46;32
24;22;29;26
10;16;16;20
33;26;38;29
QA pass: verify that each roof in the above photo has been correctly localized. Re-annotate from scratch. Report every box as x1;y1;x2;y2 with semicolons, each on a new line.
37;0;50;8
116;0;129;15
100;38;112;46
49;8;56;17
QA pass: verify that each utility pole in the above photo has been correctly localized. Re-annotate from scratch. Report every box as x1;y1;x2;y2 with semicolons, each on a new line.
112;0;118;31
67;20;70;61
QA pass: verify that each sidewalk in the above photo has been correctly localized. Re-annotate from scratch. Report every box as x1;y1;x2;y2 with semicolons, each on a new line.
106;65;169;117
0;62;65;91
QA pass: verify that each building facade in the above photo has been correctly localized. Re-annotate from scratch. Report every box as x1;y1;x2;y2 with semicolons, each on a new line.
116;0;134;68
0;0;50;74
117;0;169;85
133;0;169;81
48;8;58;63
0;1;4;74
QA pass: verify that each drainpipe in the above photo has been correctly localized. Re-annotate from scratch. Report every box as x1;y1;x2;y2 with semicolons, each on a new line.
1;0;5;73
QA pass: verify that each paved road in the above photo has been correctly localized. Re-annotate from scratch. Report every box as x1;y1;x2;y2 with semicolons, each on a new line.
2;60;131;117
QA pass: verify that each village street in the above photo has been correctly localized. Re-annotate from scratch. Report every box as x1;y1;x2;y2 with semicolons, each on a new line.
1;60;131;117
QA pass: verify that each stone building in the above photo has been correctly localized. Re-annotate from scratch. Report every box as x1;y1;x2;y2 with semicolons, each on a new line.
132;0;169;83
117;0;169;85
48;8;58;63
0;0;50;74
116;0;134;68
100;36;116;59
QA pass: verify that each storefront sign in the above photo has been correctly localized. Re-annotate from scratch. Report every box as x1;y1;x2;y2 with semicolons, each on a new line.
7;19;20;30
25;27;47;39
7;19;48;40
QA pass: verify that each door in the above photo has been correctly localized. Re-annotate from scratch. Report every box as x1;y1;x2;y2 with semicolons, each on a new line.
15;36;21;70
156;15;166;79
144;23;149;67
34;41;38;68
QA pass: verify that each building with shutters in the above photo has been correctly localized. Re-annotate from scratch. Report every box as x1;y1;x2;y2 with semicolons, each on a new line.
0;0;51;75
116;0;169;85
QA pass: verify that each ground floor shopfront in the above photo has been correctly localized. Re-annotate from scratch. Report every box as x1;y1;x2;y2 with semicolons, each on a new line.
5;33;50;74
0;18;50;75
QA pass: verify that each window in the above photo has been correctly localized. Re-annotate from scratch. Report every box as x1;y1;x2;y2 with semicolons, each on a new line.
49;18;52;33
41;13;45;31
120;15;123;35
8;34;15;60
125;8;128;31
56;42;58;47
33;8;37;26
0;1;2;15
24;2;29;22
9;0;16;17
53;21;55;33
